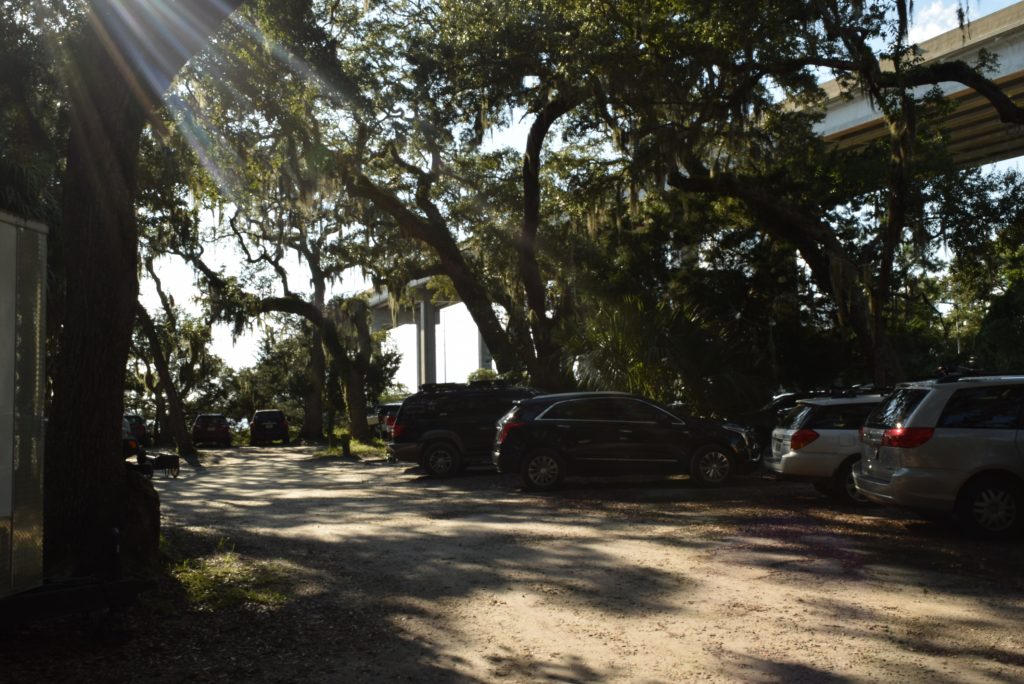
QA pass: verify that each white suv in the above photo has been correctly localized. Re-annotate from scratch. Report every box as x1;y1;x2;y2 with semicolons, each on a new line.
854;376;1024;536
765;395;883;504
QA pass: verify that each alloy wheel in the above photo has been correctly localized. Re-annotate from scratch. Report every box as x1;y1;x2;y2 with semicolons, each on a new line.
695;449;731;484
525;452;561;489
970;486;1018;533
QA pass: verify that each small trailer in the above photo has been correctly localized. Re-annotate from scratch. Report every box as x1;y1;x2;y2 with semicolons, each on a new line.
0;210;47;601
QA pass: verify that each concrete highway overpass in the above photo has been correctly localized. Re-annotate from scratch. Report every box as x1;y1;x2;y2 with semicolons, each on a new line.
818;1;1024;166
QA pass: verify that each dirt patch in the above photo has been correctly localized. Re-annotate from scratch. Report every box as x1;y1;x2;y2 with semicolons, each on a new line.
5;446;1024;682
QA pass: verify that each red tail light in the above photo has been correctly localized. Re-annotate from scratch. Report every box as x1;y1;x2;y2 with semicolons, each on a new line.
391;423;406;439
497;421;526;445
385;415;396;427
790;428;819;451
881;427;934;448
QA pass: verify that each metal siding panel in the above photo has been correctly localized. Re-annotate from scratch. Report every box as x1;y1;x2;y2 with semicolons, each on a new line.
11;226;46;593
0;220;16;596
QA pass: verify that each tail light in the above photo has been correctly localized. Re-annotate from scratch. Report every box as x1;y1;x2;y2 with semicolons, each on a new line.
385;415;397;438
497;421;526;445
881;427;934;448
790;428;819;451
391;422;406;439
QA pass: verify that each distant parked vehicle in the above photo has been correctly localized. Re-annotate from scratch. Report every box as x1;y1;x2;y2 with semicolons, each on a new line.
855;375;1024;537
764;395;884;504
122;417;145;461
124;414;151;447
191;413;232;447
250;409;290;446
370;402;403;440
731;387;883;453
493;392;760;491
388;381;541;477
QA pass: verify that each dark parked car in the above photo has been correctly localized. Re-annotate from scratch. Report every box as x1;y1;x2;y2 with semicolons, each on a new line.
192;413;232;447
388;381;541;477
250;409;290;446
124;414;150;447
493;392;760;490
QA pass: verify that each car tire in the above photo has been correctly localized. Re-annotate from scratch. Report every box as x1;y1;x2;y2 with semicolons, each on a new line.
423;441;461;477
956;477;1024;538
521;449;564;491
689;444;733;486
829;458;870;505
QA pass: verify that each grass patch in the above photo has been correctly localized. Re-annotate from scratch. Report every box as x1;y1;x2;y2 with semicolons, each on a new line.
313;437;388;460
169;538;291;612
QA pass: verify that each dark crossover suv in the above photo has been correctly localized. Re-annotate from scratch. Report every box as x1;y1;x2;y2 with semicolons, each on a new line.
192;413;232;447
388;381;541;477
250;409;290;446
493;392;760;490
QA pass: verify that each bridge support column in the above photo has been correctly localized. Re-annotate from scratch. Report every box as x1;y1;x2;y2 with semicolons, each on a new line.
416;300;437;387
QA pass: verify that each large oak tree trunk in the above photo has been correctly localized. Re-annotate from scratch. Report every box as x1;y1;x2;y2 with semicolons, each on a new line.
45;20;149;575
44;0;242;576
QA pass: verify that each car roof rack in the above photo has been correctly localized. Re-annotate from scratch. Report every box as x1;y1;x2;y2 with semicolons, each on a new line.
418;379;517;393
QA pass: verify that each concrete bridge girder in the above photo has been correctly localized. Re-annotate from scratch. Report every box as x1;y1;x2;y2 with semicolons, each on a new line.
817;1;1024;167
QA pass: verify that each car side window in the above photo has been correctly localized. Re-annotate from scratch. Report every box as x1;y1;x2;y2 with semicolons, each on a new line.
611;399;673;423
937;386;1024;429
544;399;614;421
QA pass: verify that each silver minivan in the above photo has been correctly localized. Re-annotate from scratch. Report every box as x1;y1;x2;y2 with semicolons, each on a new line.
853;376;1024;536
766;395;883;504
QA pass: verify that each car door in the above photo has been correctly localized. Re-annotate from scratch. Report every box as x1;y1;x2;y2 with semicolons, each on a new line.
538;398;625;472
936;385;1024;474
608;398;687;472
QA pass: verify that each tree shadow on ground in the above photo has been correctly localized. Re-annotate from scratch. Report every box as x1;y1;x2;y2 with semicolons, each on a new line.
7;450;1024;682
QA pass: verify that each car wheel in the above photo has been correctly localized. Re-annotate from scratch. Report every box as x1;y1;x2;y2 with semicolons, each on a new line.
830;459;870;505
522;449;563;491
689;445;733;486
957;478;1024;537
423;441;460;477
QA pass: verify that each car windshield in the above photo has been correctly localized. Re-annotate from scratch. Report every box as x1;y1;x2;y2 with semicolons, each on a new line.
864;388;928;428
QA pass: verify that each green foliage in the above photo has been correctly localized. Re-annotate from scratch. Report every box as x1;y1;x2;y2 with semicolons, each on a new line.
229;320;313;423
172;541;290;612
467;368;498;382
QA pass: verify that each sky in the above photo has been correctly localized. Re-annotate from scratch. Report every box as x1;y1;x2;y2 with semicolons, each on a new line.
141;0;1024;384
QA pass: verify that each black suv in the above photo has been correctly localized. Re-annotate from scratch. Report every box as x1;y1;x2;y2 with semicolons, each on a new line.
250;409;290;446
388;381;541;477
493;392;760;490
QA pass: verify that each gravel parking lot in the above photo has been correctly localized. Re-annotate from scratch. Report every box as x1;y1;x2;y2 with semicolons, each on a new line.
7;446;1024;683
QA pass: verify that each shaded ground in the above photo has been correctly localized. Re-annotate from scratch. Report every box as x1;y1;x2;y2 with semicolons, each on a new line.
5;446;1024;682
